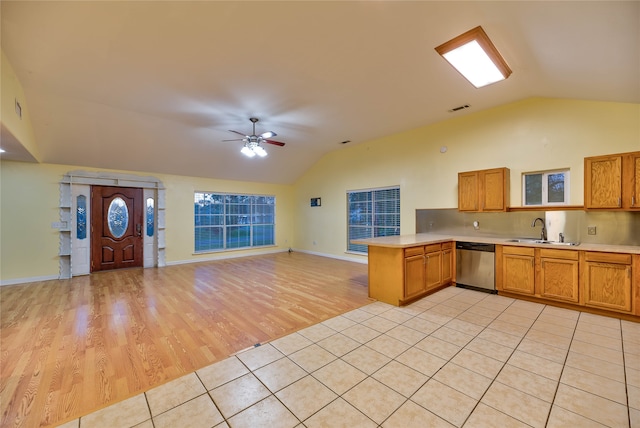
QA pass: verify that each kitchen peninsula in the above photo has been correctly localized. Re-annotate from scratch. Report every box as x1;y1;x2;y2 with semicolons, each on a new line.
353;233;640;321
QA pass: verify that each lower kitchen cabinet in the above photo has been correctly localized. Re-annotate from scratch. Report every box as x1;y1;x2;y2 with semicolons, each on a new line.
442;243;453;284
500;246;535;295
582;252;633;314
539;249;580;303
424;244;443;291
404;247;426;300
499;247;579;303
368;242;453;306
497;246;638;319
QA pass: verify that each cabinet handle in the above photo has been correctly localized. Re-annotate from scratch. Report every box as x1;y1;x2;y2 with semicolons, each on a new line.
618;197;622;207
633;196;636;207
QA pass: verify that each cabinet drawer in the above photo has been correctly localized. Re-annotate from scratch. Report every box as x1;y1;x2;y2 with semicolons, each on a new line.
441;241;453;250
502;246;535;256
424;244;441;254
540;248;579;260
404;246;424;257
585;252;631;265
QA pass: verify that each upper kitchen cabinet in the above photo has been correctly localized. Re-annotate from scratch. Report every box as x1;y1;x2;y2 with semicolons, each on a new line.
458;167;510;212
585;151;640;210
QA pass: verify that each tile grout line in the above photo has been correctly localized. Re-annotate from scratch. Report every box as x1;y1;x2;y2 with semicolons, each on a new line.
434;293;537;428
73;288;634;428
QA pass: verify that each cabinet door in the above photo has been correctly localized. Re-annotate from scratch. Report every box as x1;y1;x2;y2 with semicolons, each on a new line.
458;172;479;211
502;254;535;295
540;257;579;303
585;155;622;208
441;248;453;284
482;168;507;211
584;262;632;313
404;254;426;299
626;152;640;209
425;251;443;290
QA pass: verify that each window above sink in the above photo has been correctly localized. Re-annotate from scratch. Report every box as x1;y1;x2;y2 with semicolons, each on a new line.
523;169;570;207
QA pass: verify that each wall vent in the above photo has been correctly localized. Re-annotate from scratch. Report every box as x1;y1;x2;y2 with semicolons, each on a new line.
448;104;470;113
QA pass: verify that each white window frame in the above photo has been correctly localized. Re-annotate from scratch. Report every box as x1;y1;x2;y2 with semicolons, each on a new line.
194;192;276;253
522;169;570;206
347;186;400;254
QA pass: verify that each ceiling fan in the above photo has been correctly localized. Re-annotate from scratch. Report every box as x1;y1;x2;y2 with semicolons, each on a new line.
224;117;285;158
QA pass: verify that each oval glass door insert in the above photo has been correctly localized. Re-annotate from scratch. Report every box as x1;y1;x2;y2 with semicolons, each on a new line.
108;197;129;238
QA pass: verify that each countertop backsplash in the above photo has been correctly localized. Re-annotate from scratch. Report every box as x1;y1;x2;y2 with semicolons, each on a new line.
416;208;640;246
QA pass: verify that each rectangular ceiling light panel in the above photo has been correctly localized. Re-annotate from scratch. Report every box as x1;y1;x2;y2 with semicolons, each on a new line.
435;26;512;88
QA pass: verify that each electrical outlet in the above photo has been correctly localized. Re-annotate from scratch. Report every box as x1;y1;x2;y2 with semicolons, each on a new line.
587;226;597;235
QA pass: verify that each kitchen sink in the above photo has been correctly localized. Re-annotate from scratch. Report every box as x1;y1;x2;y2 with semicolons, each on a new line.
505;239;580;246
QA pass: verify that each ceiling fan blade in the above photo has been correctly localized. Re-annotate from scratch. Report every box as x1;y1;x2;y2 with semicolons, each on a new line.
260;131;276;139
222;138;244;142
228;130;248;137
264;139;285;147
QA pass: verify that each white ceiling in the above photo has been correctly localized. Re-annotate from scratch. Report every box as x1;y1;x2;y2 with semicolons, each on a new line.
1;1;638;184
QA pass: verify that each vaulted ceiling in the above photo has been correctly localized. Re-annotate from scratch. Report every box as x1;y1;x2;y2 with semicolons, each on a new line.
2;1;638;184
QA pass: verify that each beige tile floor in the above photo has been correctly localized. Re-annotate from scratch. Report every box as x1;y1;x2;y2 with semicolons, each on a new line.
57;287;640;428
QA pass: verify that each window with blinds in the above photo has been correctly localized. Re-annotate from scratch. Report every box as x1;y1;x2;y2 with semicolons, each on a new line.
194;192;275;252
347;186;400;253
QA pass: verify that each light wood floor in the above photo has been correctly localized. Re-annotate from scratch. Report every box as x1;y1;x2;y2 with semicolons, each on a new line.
0;252;371;427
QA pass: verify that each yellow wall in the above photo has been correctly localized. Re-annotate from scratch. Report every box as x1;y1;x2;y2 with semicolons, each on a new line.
1;97;639;282
0;161;294;281
293;98;640;260
0;51;39;160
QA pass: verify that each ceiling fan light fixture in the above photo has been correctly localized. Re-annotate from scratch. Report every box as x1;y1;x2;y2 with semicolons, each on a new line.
228;118;282;158
241;145;256;157
435;26;511;88
255;146;267;157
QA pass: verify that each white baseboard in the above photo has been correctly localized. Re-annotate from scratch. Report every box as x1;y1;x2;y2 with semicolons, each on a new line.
0;274;60;287
166;248;288;266
293;248;368;264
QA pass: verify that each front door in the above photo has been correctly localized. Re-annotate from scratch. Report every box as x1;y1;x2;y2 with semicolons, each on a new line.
91;186;143;272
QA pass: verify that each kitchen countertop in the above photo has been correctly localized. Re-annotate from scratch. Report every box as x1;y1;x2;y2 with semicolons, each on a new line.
352;233;640;255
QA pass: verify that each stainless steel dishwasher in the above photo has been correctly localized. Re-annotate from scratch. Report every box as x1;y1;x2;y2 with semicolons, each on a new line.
455;242;496;293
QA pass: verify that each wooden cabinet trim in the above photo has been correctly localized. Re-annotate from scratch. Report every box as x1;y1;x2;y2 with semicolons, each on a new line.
424;244;442;254
585;252;632;264
539;248;579;260
503;246;535;256
404;246;424;257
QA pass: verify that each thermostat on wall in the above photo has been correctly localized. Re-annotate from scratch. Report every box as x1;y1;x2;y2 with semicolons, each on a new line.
310;197;321;207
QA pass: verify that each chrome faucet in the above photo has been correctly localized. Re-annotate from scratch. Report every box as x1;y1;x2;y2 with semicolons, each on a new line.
531;217;547;241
